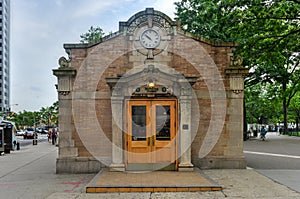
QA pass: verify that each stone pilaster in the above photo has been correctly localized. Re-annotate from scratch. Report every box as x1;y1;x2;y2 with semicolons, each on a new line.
178;85;194;171
222;56;249;168
53;57;80;173
110;96;125;171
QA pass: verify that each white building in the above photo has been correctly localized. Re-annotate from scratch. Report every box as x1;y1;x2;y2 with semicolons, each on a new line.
0;0;10;112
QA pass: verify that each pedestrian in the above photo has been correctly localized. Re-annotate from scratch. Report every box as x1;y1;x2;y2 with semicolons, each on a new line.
260;126;266;141
51;129;57;145
48;129;52;143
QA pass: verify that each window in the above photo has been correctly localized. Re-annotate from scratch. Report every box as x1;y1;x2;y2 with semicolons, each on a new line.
131;106;147;141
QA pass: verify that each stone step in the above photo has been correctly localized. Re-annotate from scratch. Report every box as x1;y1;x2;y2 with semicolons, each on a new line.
86;168;222;193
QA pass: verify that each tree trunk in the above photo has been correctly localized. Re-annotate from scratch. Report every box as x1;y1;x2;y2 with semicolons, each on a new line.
296;116;299;133
283;83;288;134
244;99;247;133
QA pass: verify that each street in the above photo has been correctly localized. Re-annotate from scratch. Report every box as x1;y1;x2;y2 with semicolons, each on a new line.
244;132;300;192
16;133;48;147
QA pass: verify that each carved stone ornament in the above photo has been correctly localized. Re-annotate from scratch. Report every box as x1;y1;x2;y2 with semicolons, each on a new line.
127;14;173;35
230;55;243;67
127;15;148;34
58;56;70;68
57;77;71;96
112;86;122;97
180;86;192;96
59;91;70;96
230;77;244;94
226;53;248;94
53;54;76;96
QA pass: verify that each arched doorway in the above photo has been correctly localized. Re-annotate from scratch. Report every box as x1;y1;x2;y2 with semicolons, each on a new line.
106;64;197;171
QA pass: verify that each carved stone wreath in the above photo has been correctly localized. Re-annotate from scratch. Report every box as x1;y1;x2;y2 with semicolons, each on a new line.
127;14;173;35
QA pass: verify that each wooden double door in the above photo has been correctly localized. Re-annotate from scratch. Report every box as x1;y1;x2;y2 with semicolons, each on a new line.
125;99;178;171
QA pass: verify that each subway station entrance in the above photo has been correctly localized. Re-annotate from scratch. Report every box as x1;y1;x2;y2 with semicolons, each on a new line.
53;8;247;174
126;98;177;171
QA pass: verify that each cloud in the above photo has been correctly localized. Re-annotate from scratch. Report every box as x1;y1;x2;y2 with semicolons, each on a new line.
72;1;120;18
153;0;177;19
55;0;63;6
10;0;177;112
30;86;43;93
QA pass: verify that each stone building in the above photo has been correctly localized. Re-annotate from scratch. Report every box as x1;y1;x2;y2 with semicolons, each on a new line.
53;8;248;173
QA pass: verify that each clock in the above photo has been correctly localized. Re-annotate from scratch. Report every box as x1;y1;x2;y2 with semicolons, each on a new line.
140;29;161;49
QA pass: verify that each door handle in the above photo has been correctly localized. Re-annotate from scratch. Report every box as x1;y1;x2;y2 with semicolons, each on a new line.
152;136;155;146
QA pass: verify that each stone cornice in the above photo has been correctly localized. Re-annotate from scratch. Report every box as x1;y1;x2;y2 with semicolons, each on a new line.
63;31;124;50
53;68;77;77
225;67;249;75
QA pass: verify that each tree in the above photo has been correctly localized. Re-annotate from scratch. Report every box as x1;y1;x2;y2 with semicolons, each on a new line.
11;111;39;128
245;83;282;124
10;101;59;129
175;0;300;133
39;101;59;126
175;0;235;42
80;26;104;44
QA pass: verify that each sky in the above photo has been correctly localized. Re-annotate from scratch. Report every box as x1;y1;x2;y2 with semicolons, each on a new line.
10;0;177;112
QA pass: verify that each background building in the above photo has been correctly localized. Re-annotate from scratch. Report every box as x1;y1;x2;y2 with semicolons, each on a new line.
0;0;10;112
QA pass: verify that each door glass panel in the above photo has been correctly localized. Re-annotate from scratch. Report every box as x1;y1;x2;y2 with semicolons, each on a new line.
156;105;171;140
131;106;147;141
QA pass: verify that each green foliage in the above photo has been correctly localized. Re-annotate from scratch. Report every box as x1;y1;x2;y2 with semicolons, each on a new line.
175;0;236;42
289;91;300;122
245;83;282;124
9;101;59;129
175;0;300;128
80;26;105;44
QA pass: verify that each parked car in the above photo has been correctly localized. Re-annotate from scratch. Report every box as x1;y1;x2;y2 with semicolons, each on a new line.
23;128;35;139
16;130;25;136
36;127;48;134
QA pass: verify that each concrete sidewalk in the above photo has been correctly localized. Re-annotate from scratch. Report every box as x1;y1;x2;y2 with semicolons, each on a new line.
48;168;300;199
0;142;300;199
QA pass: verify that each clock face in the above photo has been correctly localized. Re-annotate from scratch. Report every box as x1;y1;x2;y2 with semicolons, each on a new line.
140;29;160;49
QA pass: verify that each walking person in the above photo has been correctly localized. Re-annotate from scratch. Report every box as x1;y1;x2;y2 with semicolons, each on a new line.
48;129;52;143
51;128;57;145
260;126;267;141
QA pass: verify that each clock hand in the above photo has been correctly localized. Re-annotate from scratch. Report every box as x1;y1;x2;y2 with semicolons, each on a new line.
145;34;152;41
